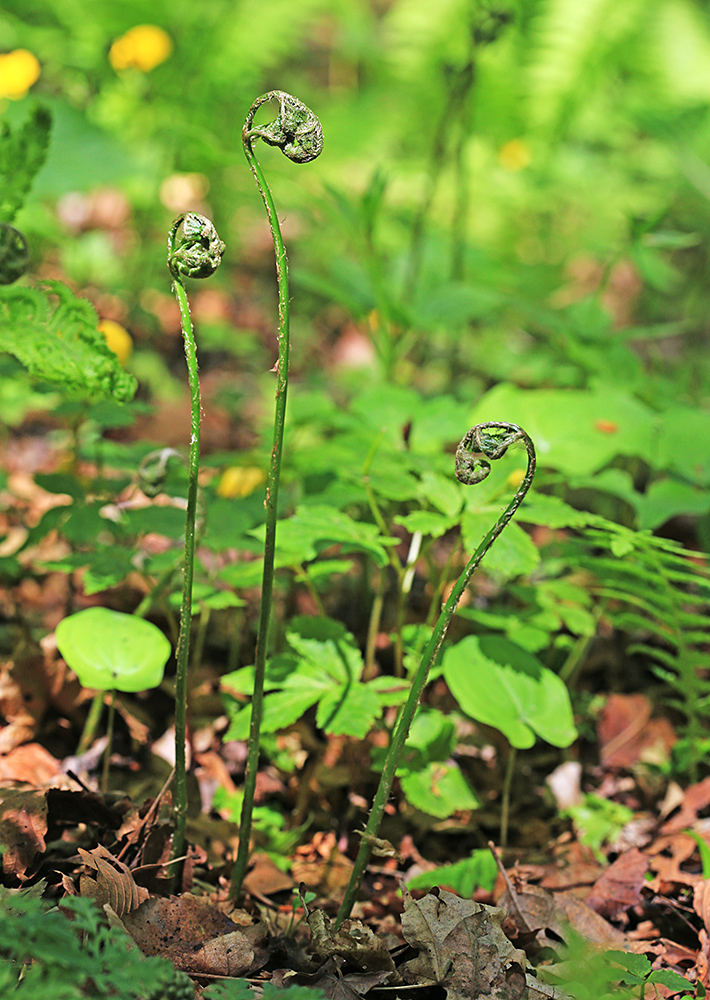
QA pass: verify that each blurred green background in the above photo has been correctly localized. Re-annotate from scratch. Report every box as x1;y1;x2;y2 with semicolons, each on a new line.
3;0;710;525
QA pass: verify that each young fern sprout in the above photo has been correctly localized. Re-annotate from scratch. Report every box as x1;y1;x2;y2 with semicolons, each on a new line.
0;223;30;284
335;422;536;926
229;92;323;901
166;212;225;882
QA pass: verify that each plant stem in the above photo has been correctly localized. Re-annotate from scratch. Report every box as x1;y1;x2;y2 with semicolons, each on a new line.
500;744;516;849
168;273;201;884
229;108;293;901
101;690;115;794
78;691;104;755
335;422;535;926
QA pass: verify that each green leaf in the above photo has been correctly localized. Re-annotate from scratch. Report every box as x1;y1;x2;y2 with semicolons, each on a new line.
470;383;655;476
637;477;710;530
406;849;498;895
251;505;395;567
443;635;577;749
394;509;455;538
400;761;479;818
461;512;540;581
56;608;171;692
0;281;136;401
0;105;51;224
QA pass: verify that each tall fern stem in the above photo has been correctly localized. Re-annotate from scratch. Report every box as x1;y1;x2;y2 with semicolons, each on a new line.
166;213;224;884
229;92;323;901
335;422;535;926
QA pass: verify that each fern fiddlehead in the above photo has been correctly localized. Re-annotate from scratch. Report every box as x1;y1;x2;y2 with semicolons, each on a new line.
167;212;224;884
229;92;323;901
0;223;29;284
335;422;536;925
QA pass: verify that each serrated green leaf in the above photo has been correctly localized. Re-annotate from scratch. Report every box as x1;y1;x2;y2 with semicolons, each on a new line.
394;509;455;537
0;281;136;401
406;849;498;895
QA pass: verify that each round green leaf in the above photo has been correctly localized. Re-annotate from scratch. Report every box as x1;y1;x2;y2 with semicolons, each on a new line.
56;608;171;692
442;634;577;749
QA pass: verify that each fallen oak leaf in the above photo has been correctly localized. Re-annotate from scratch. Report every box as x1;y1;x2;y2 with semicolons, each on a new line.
400;885;528;1000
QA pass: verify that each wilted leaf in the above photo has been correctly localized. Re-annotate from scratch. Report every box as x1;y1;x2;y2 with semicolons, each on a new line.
0;787;47;877
308;909;396;976
78;845;148;916
123;893;262;976
400;886;528;1000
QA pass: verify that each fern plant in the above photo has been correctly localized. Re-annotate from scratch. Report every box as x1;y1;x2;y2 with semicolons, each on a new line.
563;521;710;774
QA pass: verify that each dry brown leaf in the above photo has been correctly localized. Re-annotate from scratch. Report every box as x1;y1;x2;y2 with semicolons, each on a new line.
243;852;294;897
661;776;710;834
585;848;649;920
598;693;675;768
123;893;264;977
0;742;61;784
401;886;527;1000
78;845;148;916
499;882;625;949
0;786;47;878
694;881;710;932
308;908;397;977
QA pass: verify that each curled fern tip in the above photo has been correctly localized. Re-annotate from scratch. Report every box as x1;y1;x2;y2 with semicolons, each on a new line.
168;212;225;279
243;90;323;164
0;224;29;285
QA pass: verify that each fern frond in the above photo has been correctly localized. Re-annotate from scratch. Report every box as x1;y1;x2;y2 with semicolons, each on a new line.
0;105;51;223
0;281;136;401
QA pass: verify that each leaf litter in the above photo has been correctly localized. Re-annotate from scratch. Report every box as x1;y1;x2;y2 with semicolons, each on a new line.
1;539;708;998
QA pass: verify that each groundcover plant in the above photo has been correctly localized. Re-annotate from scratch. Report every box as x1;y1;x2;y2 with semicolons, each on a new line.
2;3;710;997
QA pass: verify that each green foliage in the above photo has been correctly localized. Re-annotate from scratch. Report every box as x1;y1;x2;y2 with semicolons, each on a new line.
0;103;51;223
222;616;391;741
0;892;194;999
406;848;498;895
443;634;577;749
55;608;171;692
538;929;695;999
203;981;325;1000
564;795;634;860
0;281;136;401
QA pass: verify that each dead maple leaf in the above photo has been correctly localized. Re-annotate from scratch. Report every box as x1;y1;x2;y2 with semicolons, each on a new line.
78;845;148;916
400;885;528;1000
0;742;61;784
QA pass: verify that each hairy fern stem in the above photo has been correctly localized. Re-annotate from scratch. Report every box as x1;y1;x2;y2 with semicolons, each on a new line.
229;92;323;901
336;422;535;925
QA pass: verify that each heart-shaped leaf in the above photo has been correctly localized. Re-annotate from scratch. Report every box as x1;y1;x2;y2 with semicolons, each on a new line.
443;634;577;749
56;607;171;692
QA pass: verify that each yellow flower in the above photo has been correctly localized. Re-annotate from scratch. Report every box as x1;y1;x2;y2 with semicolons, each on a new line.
109;25;173;73
506;468;526;490
217;467;266;499
99;320;133;365
498;139;532;171
0;49;41;100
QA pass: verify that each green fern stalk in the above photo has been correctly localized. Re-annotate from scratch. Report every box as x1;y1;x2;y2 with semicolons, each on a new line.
166;213;224;882
336;422;536;925
230;92;323;900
